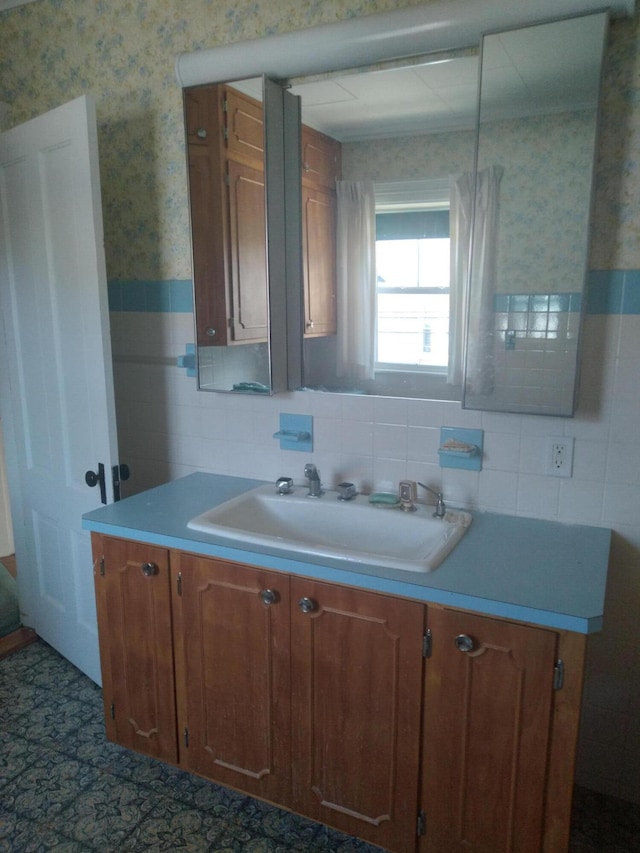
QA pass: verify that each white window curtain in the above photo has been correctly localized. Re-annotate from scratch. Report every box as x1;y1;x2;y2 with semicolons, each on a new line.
448;165;503;393
335;180;376;381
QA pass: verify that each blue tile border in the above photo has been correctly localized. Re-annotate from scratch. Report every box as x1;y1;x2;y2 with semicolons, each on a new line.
108;280;193;313
109;274;640;317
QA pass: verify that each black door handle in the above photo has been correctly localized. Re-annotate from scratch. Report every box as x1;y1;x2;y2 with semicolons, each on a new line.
85;463;106;505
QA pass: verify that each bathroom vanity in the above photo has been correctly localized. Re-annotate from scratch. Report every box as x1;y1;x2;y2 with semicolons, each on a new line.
83;473;611;853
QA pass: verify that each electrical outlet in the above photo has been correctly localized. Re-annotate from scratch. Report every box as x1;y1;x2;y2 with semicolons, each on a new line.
547;437;574;478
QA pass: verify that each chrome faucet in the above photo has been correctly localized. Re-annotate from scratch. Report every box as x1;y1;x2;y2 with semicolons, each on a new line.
304;463;323;498
418;482;446;519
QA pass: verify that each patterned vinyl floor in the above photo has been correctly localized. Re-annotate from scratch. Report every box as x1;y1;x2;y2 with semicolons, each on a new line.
1;640;638;852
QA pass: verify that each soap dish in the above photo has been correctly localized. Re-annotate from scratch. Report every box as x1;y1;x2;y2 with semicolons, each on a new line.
438;439;478;458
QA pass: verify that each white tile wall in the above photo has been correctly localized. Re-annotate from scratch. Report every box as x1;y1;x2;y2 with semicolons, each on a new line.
112;308;640;803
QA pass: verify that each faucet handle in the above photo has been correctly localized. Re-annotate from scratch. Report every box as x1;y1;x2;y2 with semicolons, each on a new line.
337;482;357;501
276;476;293;495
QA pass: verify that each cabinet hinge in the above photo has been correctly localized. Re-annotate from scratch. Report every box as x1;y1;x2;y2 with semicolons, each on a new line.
553;658;565;690
177;571;182;597
222;98;228;113
222;126;229;141
184;727;189;748
423;629;432;658
224;172;230;186
110;702;115;720
417;809;426;836
100;557;105;577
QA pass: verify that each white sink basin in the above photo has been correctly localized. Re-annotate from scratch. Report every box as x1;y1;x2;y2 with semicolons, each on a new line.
187;485;471;573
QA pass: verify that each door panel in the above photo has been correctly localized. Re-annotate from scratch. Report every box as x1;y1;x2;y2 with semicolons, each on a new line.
291;578;424;853
175;554;291;804
0;96;119;683
421;607;557;853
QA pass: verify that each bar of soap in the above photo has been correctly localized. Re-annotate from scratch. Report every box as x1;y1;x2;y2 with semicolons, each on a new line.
369;492;400;507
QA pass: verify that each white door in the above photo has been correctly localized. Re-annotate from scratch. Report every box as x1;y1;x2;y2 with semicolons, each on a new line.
0;95;119;684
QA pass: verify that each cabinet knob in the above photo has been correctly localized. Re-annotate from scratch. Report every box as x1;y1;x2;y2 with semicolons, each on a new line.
298;596;317;614
141;562;159;577
260;589;278;606
454;634;476;653
196;128;207;139
306;320;315;330
205;327;216;337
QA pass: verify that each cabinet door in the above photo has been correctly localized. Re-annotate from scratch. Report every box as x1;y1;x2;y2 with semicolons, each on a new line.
174;554;291;804
291;578;424;853
224;85;265;167
93;535;178;763
421;607;557;853
301;124;341;189
188;142;229;346
227;158;268;343
302;185;336;337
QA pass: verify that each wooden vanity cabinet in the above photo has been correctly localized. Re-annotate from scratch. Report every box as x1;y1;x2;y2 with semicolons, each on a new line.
92;533;585;853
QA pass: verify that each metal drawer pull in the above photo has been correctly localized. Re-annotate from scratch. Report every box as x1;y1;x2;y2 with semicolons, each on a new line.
260;589;278;606
298;597;316;613
454;634;476;653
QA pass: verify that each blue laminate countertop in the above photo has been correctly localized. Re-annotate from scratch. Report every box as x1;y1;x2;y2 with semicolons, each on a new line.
82;472;611;634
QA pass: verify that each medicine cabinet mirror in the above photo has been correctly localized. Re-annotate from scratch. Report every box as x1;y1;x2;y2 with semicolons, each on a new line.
179;3;615;413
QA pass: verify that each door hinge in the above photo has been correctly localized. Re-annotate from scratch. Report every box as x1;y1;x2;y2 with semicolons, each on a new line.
110;702;115;720
184;727;189;748
553;659;565;690
100;556;105;577
417;809;426;836
177;571;182;597
423;629;432;658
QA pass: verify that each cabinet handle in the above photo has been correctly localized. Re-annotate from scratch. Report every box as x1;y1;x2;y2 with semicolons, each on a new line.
141;562;159;577
306;320;315;329
454;634;476;653
260;589;278;606
298;596;317;613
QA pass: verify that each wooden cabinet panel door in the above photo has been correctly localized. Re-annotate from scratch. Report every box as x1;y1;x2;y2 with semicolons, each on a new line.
302;185;336;337
421;607;557;853
175;555;291;804
93;535;177;763
291;578;424;853
227;159;268;343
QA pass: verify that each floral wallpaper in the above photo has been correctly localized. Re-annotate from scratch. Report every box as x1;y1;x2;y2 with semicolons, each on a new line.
0;0;428;281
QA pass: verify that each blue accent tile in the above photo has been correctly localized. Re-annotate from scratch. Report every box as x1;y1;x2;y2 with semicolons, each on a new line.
274;413;313;452
586;270;624;315
145;280;172;312
623;270;640;314
494;294;510;312
170;280;194;312
569;292;582;313
120;281;147;312
107;280;123;311
549;293;570;312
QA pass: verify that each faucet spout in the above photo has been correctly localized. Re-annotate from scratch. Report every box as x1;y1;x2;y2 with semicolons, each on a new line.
304;463;323;498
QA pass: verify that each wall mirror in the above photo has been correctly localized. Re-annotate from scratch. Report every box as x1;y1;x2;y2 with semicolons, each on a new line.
183;75;292;394
176;1;628;409
462;13;608;415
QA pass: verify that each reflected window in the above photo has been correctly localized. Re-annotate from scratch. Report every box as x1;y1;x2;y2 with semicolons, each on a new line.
375;206;450;372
